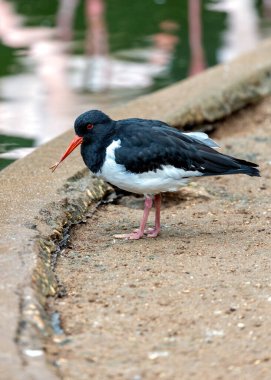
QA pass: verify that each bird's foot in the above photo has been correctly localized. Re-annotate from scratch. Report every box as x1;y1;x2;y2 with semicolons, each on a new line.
131;227;160;238
114;231;144;240
145;227;160;238
114;226;160;240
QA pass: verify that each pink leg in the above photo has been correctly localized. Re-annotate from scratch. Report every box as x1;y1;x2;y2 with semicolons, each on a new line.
146;194;161;238
114;196;153;240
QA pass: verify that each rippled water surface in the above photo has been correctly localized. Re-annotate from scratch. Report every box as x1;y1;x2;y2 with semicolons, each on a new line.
0;0;270;169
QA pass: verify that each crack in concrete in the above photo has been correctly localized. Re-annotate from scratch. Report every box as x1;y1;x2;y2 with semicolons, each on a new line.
14;175;112;376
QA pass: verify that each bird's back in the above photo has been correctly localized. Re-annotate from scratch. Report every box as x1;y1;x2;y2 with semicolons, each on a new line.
88;118;258;194
113;118;259;177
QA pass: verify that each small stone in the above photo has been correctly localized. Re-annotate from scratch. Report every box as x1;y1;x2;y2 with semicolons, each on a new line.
133;375;142;380
148;351;169;360
24;349;43;357
225;306;237;314
205;329;224;343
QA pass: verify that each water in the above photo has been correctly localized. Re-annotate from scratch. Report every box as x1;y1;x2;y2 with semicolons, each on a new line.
51;311;64;335
0;0;270;170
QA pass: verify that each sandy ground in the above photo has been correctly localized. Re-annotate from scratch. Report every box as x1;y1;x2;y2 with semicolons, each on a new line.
46;99;271;380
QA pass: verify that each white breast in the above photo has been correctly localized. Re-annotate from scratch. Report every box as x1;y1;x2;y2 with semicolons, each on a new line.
97;140;203;195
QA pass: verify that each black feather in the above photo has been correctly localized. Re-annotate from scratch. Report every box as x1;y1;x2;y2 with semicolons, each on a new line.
113;119;260;177
76;111;260;178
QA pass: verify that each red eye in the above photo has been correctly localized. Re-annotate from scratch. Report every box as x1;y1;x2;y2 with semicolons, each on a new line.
87;124;93;130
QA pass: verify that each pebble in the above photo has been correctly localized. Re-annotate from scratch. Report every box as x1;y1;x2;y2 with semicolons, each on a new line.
148;351;169;360
205;329;224;343
23;349;44;357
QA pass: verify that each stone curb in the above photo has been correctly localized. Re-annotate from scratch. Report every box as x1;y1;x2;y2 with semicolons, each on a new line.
1;38;271;379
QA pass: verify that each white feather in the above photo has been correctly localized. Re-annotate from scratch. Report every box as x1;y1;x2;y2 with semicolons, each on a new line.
184;132;220;148
97;140;203;194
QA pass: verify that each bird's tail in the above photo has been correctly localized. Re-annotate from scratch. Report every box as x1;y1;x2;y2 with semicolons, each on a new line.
223;157;260;177
200;149;260;178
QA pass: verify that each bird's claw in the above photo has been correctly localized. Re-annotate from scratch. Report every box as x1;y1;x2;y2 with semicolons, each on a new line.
114;232;143;240
114;227;160;240
146;228;160;238
134;227;160;237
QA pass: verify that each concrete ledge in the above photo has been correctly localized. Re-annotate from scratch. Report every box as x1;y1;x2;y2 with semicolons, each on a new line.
1;38;271;379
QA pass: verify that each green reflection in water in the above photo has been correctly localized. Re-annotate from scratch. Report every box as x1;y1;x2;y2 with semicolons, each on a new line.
1;0;265;171
0;158;14;171
0;135;35;170
2;0;227;86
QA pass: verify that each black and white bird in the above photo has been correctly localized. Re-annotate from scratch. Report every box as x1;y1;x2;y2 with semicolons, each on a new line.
51;110;260;239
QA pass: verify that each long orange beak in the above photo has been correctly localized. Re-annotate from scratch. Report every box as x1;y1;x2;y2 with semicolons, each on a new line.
50;135;83;172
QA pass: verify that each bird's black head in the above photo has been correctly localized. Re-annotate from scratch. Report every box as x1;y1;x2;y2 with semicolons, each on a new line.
50;109;113;172
74;110;112;137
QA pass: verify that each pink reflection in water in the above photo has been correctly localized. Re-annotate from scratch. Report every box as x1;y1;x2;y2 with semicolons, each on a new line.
57;0;79;41
0;0;54;47
207;0;261;62
83;0;110;91
0;0;189;163
0;0;265;162
188;0;206;76
150;21;179;66
0;0;76;148
263;0;271;19
85;0;108;56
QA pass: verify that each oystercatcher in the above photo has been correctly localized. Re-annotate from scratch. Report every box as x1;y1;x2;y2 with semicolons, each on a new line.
51;110;260;239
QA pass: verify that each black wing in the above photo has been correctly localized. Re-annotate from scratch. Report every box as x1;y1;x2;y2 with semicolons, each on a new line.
114;119;259;177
